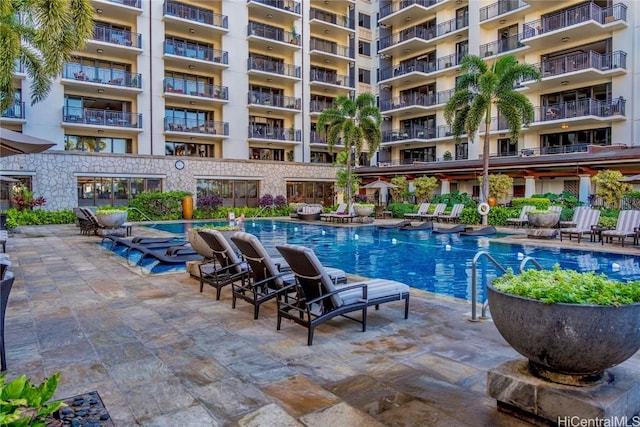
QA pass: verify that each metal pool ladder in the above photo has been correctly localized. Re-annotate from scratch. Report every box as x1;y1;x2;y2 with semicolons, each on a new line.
470;250;543;322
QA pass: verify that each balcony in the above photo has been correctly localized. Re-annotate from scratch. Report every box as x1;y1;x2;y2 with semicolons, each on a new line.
309;38;354;63
164;118;228;137
247;57;301;83
521;3;628;50
309;7;355;38
62;63;142;96
163;40;228;69
309;100;334;114
531;98;626;130
164;78;228;103
382;125;454;145
380;89;454;114
309;130;344;147
248;22;301;52
480;0;529;25
92;0;142;17
379;53;461;85
63;107;142;130
378;15;468;57
379;0;447;28
163;1;228;34
248;92;301;112
248;125;301;143
309;70;354;92
479;34;526;58
522;51;627;92
87;26;142;58
247;0;301;27
1;102;25;121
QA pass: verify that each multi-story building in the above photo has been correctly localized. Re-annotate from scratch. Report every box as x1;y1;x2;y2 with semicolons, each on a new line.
1;0;638;210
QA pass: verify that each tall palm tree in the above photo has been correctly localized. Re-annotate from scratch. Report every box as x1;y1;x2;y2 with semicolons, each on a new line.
317;93;382;208
444;54;541;223
0;0;94;112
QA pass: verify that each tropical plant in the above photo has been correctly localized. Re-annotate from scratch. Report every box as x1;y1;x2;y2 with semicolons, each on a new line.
389;176;408;202
196;194;223;211
479;174;513;200
592;169;632;209
0;372;64;426
10;184;46;211
0;0;95;112
413;176;438;202
273;195;287;207
444;54;541;223
443;150;452;161
317;93;382;210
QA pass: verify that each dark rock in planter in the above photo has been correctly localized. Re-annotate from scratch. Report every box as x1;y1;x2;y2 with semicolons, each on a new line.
48;391;114;427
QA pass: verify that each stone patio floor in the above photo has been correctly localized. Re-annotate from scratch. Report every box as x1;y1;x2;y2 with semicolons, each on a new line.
3;221;639;426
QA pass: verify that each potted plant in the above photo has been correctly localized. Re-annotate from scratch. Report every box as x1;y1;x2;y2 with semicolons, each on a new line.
95;207;128;228
188;223;242;260
1;372;64;425
290;26;299;45
488;265;640;385
443;150;452;161
526;208;561;228
479;174;513;207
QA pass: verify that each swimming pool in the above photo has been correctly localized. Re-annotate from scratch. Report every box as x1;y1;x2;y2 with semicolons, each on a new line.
142;219;640;301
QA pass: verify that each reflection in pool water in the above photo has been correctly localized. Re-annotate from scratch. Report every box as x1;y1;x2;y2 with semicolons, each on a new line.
142;219;640;301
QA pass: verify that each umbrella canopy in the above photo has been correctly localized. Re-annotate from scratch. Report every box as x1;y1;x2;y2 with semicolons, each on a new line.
620;174;640;184
0;176;20;182
361;179;398;189
1;129;56;157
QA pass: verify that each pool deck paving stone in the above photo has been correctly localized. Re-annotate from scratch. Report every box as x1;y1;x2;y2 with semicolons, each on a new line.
2;221;639;426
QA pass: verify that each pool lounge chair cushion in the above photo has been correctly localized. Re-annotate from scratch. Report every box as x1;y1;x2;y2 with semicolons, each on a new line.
377;220;412;229
399;221;433;231
559;209;601;243
431;224;469;234
460;226;497;236
404;203;430;220
276;244;410;345
197;230;250;300
601;209;640;246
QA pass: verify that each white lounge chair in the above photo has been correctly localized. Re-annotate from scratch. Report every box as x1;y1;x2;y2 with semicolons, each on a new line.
505;205;536;227
601;210;640;246
404;203;430;220
560;209;601;243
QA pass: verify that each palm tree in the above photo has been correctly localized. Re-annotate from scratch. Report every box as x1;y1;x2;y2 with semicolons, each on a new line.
444;54;541;223
0;0;94;112
317;93;382;208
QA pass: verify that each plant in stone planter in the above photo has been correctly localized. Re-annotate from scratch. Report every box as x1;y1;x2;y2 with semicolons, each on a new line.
353;202;375;217
95;207;128;228
488;265;640;385
526;208;561;228
188;224;242;259
0;372;64;426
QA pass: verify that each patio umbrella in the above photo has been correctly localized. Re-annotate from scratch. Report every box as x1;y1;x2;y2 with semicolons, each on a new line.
361;179;398;189
0;176;19;183
620;174;640;184
0;129;56;157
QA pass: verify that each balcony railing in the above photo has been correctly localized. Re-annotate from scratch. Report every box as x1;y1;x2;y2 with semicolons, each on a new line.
248;125;300;142
380;89;454;111
248;92;301;110
537;98;626;122
379;15;467;50
248;22;300;45
247;57;301;78
248;0;301;15
164;118;228;135
164;0;228;29
382;125;453;143
523;2;627;39
531;50;627;79
2;101;25;119
63;107;142;128
379;53;461;80
309;38;354;59
108;0;141;8
310;100;333;113
480;0;528;22
92;25;142;48
479;33;524;57
164;40;228;64
310;70;353;87
63;63;142;88
379;0;444;19
309;8;354;30
164;78;227;100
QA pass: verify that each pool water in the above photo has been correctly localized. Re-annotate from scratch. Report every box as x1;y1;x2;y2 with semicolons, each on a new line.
143;219;640;301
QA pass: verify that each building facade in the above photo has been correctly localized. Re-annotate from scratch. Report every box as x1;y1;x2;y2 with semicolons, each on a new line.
1;0;638;209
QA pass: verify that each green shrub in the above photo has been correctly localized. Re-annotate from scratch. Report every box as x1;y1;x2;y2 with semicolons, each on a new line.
598;216;617;229
432;191;474;207
487;207;520;226
128;191;191;221
192;205;291;220
510;197;550;210
535;191;581;208
5;208;76;230
0;372;63;426
459;208;481;225
387;202;416;219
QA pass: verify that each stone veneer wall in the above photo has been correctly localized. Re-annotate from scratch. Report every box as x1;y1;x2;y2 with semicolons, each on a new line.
6;151;338;211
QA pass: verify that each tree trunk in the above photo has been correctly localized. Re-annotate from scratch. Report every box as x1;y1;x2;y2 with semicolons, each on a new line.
346;147;352;212
482;119;491;226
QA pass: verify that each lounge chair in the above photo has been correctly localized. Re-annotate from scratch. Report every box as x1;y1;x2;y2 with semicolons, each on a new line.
420;203;446;221
231;232;347;319
377;220;412;229
196;230;250;300
431;224;469;234
559;206;590;228
276;243;410;346
399;221;433;231
134;243;199;265
404;203;430;220
1;270;15;371
297;204;323;221
460;226;497;236
73;207;96;235
601;210;640;246
0;231;6;253
436;203;465;223
505;205;536;227
320;203;347;221
559;209;601;243
102;235;182;250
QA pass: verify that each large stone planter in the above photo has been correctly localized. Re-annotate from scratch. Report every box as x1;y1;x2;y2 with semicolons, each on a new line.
353;205;374;217
527;211;560;228
95;211;128;228
487;283;640;385
187;228;239;259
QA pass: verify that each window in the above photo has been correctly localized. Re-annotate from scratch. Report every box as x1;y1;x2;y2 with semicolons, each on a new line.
77;176;161;207
358;13;371;29
196;179;260;208
358;68;371;84
540;127;610;154
358;41;371;57
286;181;334;206
64;135;132;154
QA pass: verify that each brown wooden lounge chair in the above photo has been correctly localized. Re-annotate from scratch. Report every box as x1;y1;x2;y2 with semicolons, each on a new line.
197;230;249;300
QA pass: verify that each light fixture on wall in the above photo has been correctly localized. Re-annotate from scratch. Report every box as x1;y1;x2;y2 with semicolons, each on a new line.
561;80;569;85
267;45;273;50
188;65;195;69
96;49;104;53
189;28;195;33
96;8;103;14
97;89;104;93
561;123;569;129
189;101;196;105
561;37;570;42
97;130;104;134
267;14;273;18
499;19;506;24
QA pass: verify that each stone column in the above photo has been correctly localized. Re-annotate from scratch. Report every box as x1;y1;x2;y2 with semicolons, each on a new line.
440;179;450;195
524;176;536;198
579;174;592;205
